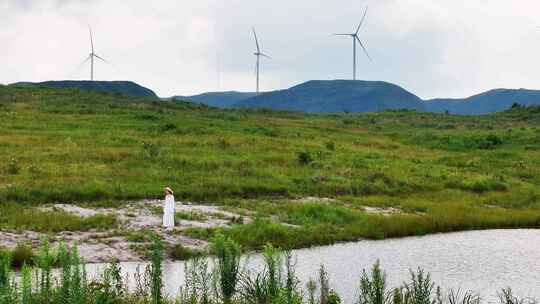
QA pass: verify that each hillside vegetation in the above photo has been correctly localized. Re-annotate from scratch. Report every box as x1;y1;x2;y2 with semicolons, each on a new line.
1;85;540;249
11;80;158;98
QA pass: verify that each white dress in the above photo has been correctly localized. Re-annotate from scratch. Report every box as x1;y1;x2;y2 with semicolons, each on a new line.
163;194;175;228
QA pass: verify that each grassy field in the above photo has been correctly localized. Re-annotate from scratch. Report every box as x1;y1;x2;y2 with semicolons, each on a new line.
1;85;540;249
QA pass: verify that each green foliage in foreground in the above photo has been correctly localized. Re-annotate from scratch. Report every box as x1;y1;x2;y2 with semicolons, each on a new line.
2;86;540;248
0;238;536;304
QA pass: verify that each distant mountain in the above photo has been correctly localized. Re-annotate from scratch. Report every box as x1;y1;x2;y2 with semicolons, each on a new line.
177;91;260;108
11;80;157;98
234;80;425;113
425;89;540;115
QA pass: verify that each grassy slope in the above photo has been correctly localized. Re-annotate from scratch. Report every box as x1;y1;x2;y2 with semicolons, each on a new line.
1;85;540;249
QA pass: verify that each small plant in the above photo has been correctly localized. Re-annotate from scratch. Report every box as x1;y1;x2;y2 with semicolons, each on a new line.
6;157;20;175
212;234;242;304
320;265;330;304
357;260;388;304
148;235;164;304
218;137;231;149
307;278;317;304
448;289;480;304
297;150;313;165
142;142;161;159
328;290;342;304
325;141;336;151
401;268;438;304
10;242;33;269
497;287;536;304
27;164;41;174
169;244;201;260
160;123;177;132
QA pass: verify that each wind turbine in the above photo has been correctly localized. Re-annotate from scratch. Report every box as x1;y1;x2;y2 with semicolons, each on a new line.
83;26;108;81
334;7;372;80
252;27;270;93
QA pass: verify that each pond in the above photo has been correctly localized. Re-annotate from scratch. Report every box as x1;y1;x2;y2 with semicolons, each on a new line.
86;229;540;303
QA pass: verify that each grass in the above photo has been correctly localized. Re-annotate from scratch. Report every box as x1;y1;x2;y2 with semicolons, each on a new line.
0;202;117;232
1;85;540;249
176;210;208;221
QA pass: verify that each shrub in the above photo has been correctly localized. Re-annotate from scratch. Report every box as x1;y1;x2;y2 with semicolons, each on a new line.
160;123;177;132
325;141;336;151
148;235;164;304
6;157;20;175
358;261;388;304
218;137;231;149
142;142;161;159
10;243;34;269
169;244;201;260
212;234;242;304
328;290;342;304
297;150;313;166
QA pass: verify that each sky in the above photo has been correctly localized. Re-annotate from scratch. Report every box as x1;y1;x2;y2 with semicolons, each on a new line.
2;0;540;98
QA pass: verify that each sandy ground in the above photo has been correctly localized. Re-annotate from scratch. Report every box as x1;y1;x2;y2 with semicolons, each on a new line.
0;198;403;263
0;200;249;263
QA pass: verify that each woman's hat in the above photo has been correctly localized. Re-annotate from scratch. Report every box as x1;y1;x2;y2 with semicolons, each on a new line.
164;187;174;195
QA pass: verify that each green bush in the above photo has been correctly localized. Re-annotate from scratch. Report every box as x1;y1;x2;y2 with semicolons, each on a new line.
6;157;20;175
10;243;34;269
297;150;313;165
169;244;201;260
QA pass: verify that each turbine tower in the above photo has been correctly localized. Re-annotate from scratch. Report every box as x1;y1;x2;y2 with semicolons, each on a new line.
83;26;108;81
334;7;372;80
252;27;270;93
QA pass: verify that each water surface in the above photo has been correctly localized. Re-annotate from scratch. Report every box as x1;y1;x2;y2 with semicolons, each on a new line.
87;229;540;302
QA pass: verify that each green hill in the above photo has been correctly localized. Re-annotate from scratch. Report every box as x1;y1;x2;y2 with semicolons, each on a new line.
1;85;540;249
178;91;260;108
235;80;425;112
11;80;158;98
425;88;540;114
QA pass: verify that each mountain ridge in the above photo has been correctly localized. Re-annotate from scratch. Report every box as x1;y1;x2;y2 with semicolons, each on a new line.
185;81;540;115
235;80;425;113
176;91;260;108
10;80;158;98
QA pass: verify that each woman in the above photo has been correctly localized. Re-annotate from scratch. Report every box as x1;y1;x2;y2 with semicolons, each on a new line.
163;187;175;229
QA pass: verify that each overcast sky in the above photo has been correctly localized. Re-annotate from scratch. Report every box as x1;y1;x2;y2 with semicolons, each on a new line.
2;0;540;98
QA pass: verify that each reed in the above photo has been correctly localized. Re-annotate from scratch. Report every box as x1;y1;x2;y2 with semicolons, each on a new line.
0;233;537;304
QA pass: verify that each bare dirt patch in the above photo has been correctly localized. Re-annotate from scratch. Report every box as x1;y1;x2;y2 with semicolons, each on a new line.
1;200;250;263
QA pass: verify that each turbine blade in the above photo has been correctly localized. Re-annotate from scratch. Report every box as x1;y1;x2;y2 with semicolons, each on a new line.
333;33;352;36
356;36;372;62
355;6;368;35
88;25;94;53
252;27;260;53
94;54;109;63
77;55;92;69
260;53;271;59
